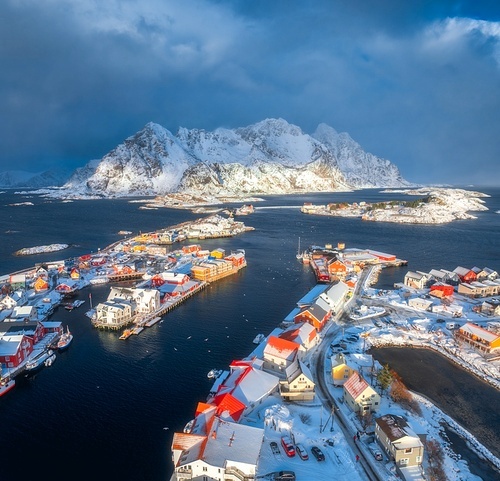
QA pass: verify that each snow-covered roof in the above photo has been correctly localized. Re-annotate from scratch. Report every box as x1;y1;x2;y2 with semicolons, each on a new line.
0;336;23;355
323;281;349;304
459;323;500;343
405;271;424;280
296;284;328;306
203;417;263;470
376;414;423;448
264;336;299;361
343;373;373;400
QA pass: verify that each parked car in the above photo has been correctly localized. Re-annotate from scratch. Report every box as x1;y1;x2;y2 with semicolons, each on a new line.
326;438;335;447
281;436;296;457
311;446;325;461
295;444;309;460
274;471;296;481
270;441;280;455
369;446;383;461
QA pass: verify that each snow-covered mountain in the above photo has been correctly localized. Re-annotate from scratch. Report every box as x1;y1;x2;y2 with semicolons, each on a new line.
61;118;410;197
0;169;71;188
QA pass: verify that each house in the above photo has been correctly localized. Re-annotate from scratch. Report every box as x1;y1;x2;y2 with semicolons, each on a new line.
279;360;315;402
11;305;38;322
429;283;454;298
0;334;33;368
404;272;426;289
476;267;498;281
457;281;496;298
343;373;380;415
331;353;357;386
440;269;460;285
408;297;433;311
262;336;300;378
293;301;330;331
278;322;318;351
94;300;133;327
33;277;50;292
328;259;348;279
171;416;264;481
428;269;450;284
211;361;279;420
453;266;477;283
481;300;500;316
319;281;349;314
455;322;500;353
375;414;424;470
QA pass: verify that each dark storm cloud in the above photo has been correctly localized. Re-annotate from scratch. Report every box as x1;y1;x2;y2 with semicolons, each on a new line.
0;0;499;186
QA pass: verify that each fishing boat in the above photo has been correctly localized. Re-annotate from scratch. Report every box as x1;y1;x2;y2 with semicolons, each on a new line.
57;327;73;351
44;351;57;367
0;376;15;397
119;329;133;340
207;369;222;379
253;333;265;344
26;350;54;372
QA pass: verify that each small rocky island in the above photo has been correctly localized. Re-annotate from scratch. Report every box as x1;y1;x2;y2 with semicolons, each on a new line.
14;243;70;256
301;188;488;224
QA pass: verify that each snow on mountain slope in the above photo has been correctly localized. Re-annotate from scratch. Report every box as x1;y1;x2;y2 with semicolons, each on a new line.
313;123;409;188
0;170;71;188
59;118;409;197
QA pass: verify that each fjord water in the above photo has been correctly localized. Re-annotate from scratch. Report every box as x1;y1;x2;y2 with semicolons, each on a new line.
0;189;499;481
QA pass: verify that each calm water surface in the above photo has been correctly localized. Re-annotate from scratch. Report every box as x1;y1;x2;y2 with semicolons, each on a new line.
0;188;499;481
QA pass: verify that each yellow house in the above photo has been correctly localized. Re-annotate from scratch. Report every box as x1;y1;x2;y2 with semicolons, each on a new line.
343;373;380;415
34;277;49;292
331;353;357;386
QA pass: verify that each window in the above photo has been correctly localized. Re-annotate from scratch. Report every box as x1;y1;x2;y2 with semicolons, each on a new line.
202;467;208;472
405;448;412;454
416;456;422;463
400;458;409;465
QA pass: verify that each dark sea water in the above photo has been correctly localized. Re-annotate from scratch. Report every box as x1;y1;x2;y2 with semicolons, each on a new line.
0;188;499;481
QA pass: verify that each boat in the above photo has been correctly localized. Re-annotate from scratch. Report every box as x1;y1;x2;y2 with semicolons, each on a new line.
57;327;73;351
0;377;15;397
72;300;85;308
119;329;133;340
44;352;56;367
207;369;222;379
253;333;265;344
26;350;54;372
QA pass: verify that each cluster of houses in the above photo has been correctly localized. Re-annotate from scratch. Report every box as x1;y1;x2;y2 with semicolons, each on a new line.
403;265;500;317
305;244;403;284
331;352;426;479
171;281;353;480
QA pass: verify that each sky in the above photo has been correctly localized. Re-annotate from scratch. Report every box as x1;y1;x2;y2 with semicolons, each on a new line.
1;0;499;186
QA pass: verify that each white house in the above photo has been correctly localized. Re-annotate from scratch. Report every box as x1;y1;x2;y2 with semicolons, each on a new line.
320;281;349;313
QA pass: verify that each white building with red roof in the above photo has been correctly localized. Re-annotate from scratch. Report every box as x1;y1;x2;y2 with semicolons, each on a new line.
278;322;318;351
172;415;264;481
262;335;300;379
343;372;380;415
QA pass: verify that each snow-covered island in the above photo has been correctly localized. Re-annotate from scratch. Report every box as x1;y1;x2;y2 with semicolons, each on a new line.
302;188;489;224
14;243;69;256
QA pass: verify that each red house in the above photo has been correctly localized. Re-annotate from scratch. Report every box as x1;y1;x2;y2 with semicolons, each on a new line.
0;334;33;368
294;302;330;331
430;283;454;297
453;266;477;283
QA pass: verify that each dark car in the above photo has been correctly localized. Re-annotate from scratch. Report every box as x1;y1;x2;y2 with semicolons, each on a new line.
274;471;296;481
311;446;325;461
270;441;280;455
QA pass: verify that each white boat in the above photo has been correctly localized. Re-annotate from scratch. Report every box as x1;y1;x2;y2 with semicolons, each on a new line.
26;350;54;372
253;333;265;344
44;352;56;367
207;369;222;379
57;327;73;351
0;378;15;397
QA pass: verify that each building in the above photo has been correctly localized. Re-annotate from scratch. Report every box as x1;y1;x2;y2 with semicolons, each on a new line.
293;301;330;332
453;266;477;283
404;272;426;289
343;373;380;415
328;259;348;279
278;322;318;351
262;336;300;379
319;281;349;314
455;322;500;353
429;283;454;298
408;297;433;311
331;353;357;386
172;415;264;481
481;300;500;316
279;360;315;402
375;414;424;470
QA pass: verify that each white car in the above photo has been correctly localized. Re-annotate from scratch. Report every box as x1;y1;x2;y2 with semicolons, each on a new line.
295;444;308;460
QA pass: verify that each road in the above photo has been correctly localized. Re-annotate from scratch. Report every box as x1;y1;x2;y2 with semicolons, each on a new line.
309;266;382;481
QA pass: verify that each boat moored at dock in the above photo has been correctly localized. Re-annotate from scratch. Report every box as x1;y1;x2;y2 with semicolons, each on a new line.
26;350;54;373
0;377;15;397
57;327;73;351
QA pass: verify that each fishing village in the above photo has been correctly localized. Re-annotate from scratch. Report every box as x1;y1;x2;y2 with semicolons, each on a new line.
0;213;252;395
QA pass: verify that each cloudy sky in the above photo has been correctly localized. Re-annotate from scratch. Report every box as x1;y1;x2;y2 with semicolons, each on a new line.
1;0;499;186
